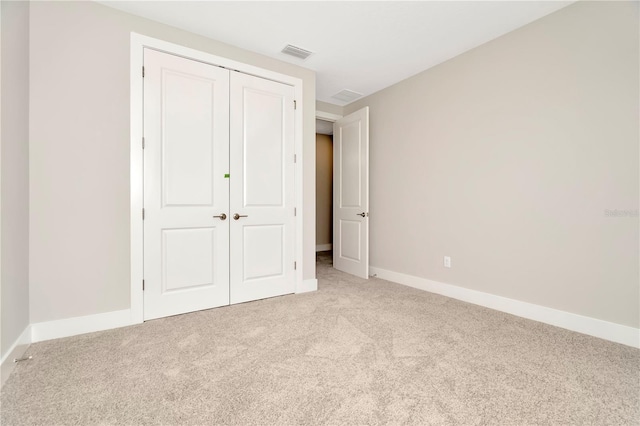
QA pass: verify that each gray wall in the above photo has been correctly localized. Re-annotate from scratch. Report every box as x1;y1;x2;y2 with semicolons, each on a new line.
1;1;30;357
345;1;639;328
29;1;316;323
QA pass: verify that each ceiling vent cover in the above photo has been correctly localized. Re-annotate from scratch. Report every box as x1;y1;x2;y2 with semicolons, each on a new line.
281;44;313;60
331;89;363;103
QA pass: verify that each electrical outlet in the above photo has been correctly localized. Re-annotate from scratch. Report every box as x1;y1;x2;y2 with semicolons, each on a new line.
444;256;452;268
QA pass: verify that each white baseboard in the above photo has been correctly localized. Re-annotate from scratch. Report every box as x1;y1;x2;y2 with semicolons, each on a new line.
369;266;640;349
1;325;32;388
297;278;318;293
316;244;332;252
31;309;133;343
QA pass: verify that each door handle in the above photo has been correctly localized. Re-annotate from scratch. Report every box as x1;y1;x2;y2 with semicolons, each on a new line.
233;213;248;220
357;212;367;217
213;213;227;221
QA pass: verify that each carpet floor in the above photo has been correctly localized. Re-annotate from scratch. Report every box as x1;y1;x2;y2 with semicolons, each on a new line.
1;252;639;425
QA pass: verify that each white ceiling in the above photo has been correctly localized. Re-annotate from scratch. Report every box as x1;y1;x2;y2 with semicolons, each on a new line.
99;1;574;106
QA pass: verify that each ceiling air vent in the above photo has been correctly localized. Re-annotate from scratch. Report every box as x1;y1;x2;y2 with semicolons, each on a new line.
281;44;313;60
331;89;363;103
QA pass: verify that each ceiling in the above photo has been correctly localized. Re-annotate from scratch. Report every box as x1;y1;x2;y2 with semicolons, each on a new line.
98;1;574;106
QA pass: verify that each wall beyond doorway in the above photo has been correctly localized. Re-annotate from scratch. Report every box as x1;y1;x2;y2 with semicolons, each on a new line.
316;134;333;251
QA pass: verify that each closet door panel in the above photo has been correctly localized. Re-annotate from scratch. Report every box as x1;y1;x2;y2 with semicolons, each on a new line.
162;70;216;206
230;72;295;304
243;89;284;207
243;225;284;281
143;49;230;320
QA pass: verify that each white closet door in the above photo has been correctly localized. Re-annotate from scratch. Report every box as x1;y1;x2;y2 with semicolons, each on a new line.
143;49;230;320
229;72;296;304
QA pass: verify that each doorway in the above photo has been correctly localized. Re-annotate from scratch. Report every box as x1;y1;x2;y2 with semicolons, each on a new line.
316;121;334;255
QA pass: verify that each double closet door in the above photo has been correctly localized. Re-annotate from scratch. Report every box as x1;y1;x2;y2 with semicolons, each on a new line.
142;49;296;321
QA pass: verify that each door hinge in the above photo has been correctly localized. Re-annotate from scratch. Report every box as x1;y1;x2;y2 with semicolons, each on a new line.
294;207;297;217
142;280;145;291
142;208;145;220
294;100;297;110
142;137;145;149
142;66;145;78
294;154;297;163
294;261;297;270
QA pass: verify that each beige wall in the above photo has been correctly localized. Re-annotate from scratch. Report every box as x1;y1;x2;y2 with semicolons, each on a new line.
345;1;639;328
316;134;333;248
1;1;30;356
29;1;316;323
316;101;343;117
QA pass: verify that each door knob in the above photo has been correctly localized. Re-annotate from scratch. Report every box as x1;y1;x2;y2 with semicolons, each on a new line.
213;213;227;220
233;213;248;220
357;212;367;217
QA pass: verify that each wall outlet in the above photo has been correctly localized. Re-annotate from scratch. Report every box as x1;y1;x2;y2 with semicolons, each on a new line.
443;256;452;268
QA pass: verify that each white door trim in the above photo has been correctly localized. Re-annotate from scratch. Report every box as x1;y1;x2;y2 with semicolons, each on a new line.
130;33;304;324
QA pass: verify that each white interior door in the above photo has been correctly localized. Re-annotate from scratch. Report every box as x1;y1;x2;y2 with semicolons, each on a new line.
229;72;296;304
333;107;369;279
143;49;230;320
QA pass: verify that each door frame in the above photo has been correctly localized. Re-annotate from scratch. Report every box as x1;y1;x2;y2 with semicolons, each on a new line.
315;111;342;253
129;33;304;324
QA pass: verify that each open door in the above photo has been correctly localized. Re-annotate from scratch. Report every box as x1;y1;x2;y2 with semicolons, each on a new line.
333;107;369;279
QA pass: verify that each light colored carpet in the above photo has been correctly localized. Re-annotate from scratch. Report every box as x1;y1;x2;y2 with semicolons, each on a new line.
1;252;639;425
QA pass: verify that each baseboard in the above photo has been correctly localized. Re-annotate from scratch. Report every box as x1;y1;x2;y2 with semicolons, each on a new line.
297;278;318;293
369;266;640;349
316;244;332;252
1;325;32;388
31;309;133;343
